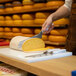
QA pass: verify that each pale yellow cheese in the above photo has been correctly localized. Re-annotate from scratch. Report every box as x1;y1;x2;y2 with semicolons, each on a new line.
10;36;45;52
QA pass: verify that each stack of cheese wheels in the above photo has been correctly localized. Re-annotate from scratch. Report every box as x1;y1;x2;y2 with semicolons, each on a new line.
22;14;34;26
13;14;22;26
5;16;12;20
33;3;46;8
22;0;34;9
12;1;22;7
0;27;4;38
50;29;68;36
53;18;70;26
46;1;64;7
12;28;20;33
0;16;5;26
21;28;33;37
0;4;4;13
34;12;50;26
10;36;48;52
5;3;13;13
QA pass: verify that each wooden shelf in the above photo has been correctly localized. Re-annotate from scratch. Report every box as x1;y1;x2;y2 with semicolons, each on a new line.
0;6;60;15
0;0;13;3
45;41;65;45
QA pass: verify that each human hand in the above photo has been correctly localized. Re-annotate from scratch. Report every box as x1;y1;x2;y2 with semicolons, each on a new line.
42;15;54;34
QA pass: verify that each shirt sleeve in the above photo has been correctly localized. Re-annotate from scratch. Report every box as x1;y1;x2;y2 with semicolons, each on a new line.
64;0;72;11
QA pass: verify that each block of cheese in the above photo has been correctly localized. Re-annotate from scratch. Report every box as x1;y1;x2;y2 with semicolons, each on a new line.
5;8;13;13
12;28;20;33
12;1;22;6
13;33;23;37
13;6;23;11
21;28;33;34
10;36;45;52
0;21;5;26
35;12;50;19
0;16;4;20
22;14;34;20
50;29;68;36
53;18;70;25
34;19;46;24
5;16;12;20
23;5;33;9
42;35;48;41
0;27;4;32
12;15;21;20
23;34;34;37
23;20;34;26
46;1;64;7
4;27;11;32
48;35;66;42
23;0;34;5
5;20;14;26
5;3;13;7
14;20;23;26
33;3;46;8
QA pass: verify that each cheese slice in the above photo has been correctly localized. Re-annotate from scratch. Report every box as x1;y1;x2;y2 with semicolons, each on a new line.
10;36;45;52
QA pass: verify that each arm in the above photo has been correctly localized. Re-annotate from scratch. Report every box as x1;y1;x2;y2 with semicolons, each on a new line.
42;0;72;34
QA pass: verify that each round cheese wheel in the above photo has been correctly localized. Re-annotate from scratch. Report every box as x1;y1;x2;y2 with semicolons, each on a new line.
23;20;34;26
5;8;13;12
33;3;46;8
12;15;21;20
5;20;14;26
21;28;33;34
13;6;23;11
35;12;50;19
22;14;34;20
42;35;48;41
5;16;12;20
50;29;68;36
0;27;4;32
0;21;5;26
4;27;11;32
12;28;20;33
22;5;33;9
13;33;23;37
23;0;34;5
34;29;41;34
34;19;45;24
0;4;4;8
0;32;4;37
48;35;66;42
4;32;13;37
5;3;13;7
0;16;4;20
13;1;22;6
23;34;34;37
14;20;23;26
10;36;45;52
46;1;64;7
0;9;4;13
53;18;70;25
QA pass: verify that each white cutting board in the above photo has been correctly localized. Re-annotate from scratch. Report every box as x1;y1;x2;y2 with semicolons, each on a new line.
0;48;72;63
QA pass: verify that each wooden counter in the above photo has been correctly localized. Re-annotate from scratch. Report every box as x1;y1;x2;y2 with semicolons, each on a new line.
0;46;76;76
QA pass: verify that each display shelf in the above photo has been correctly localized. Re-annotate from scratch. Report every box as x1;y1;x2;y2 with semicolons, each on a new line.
0;0;13;3
0;47;75;76
45;41;65;45
0;6;60;15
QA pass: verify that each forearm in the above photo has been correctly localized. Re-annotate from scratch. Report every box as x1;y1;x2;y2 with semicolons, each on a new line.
50;5;71;22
